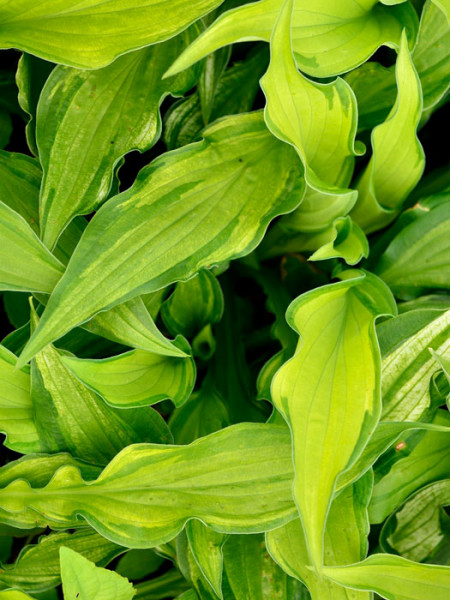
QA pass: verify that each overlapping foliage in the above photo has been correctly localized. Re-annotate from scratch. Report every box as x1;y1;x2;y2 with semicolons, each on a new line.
0;0;449;598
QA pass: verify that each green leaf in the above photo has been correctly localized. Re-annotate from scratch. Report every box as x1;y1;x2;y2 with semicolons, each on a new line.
176;591;199;600
0;344;40;454
0;453;100;531
161;270;223;340
0;530;122;593
164;46;267;150
346;0;450;131
322;554;450;600
198;47;230;125
0;423;296;548
169;375;231;444
166;0;417;79
222;533;306;599
345;62;397;133
61;341;196;409
381;479;450;563
0;591;36;600
271;270;396;568
414;0;450;113
31;306;172;463
0;0;223;69
308;217;369;266
37;30;199;249
374;196;450;298
0;201;64;294
378;308;450;420
337;419;450;492
134;569;190;599
260;0;366;265
351;32;425;233
432;0;450;21
266;474;373;599
16;53;54;156
369;411;450;523
176;529;218;600
82;297;188;358
186;521;226;598
0;150;87;266
18;112;303;367
261;0;359;190
116;549;165;581
60;547;134;600
0;151;41;234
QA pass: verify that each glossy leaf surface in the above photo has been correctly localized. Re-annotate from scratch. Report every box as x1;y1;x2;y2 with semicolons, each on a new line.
0;424;296;548
271;270;396;567
0;0;223;68
18;112;303;367
351;33;425;233
37;30;199;248
61;343;196;409
167;0;417;79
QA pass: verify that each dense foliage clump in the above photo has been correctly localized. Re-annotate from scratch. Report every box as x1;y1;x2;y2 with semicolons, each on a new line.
0;0;449;598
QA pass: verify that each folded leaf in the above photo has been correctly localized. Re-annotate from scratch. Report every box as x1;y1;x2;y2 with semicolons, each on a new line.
37;29;199;249
309;217;369;266
351;32;425;233
0;201;64;293
267;474;373;599
0;0;223;69
61;341;196;409
84;297;187;358
0;345;40;454
370;411;450;523
16;53;54;156
322;554;450;600
31;307;172;464
260;0;362;261
374;196;450;298
166;0;417;79
381;479;450;563
379;307;450;420
60;547;134;600
271;270;396;568
18;111;303;366
161;270;223;340
0;530;122;593
186;521;226;599
347;0;450;132
337;420;450;492
0;423;296;548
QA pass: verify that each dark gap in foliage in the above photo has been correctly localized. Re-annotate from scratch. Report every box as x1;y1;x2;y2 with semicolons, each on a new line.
118;139;166;192
0;296;15;338
370;46;397;69
5;112;30;156
420;103;450;175
0;49;21;72
0;435;23;466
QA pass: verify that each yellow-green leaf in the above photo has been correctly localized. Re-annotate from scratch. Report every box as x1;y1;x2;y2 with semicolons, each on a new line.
271;270;396;568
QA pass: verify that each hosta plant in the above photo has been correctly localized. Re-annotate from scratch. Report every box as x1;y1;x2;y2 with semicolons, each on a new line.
0;0;449;599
